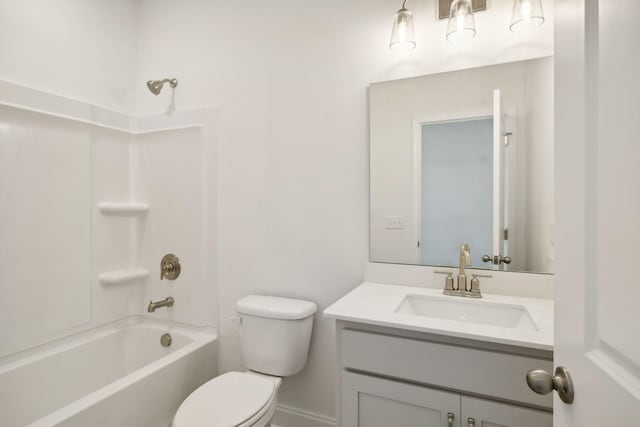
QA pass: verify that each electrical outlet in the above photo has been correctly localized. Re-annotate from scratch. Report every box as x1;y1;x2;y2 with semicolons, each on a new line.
385;216;406;230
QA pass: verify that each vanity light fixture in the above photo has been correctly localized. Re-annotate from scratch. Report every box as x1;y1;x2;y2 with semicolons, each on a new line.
389;0;416;52
387;0;544;51
509;0;545;32
446;0;476;42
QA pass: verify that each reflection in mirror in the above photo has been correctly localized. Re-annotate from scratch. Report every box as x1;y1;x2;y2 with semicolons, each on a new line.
370;57;553;273
419;118;493;268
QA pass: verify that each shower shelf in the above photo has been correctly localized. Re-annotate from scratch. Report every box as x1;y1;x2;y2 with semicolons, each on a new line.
98;269;149;285
98;202;149;216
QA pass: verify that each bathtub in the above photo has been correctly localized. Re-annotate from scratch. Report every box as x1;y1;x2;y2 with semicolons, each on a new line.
0;316;217;427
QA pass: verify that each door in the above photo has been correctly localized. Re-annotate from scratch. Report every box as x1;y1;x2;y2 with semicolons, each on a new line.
342;371;460;427
416;118;493;267
491;89;506;270
554;0;640;425
461;396;551;427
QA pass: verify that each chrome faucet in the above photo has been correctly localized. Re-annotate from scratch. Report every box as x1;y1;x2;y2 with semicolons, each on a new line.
148;296;174;313
458;243;471;291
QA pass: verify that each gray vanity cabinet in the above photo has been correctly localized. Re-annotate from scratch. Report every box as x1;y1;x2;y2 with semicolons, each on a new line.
342;371;551;427
336;322;553;427
342;371;461;427
460;396;552;427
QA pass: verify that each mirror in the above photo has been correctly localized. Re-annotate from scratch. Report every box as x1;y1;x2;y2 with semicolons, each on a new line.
370;57;553;274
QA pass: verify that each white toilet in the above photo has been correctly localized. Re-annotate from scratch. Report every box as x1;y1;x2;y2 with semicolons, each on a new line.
173;295;317;427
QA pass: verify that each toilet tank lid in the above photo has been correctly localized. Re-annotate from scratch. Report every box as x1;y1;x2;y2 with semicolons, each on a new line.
236;295;317;320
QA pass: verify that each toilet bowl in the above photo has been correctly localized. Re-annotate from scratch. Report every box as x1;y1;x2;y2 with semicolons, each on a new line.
173;371;281;427
173;295;317;427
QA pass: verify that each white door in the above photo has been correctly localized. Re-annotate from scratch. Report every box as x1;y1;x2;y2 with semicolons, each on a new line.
492;89;505;269
554;0;640;425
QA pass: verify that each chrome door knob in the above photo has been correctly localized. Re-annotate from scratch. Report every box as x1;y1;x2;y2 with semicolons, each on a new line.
526;366;574;404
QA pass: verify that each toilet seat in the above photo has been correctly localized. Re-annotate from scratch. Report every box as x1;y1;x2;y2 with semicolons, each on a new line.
173;371;279;427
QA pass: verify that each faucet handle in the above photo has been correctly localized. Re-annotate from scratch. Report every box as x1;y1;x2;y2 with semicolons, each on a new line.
434;271;455;291
469;274;492;297
160;254;181;280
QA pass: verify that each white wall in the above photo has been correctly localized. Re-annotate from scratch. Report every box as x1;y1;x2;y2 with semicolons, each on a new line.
134;0;553;422
0;0;138;113
523;56;554;272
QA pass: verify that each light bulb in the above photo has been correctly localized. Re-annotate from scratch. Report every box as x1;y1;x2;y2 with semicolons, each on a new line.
446;0;476;42
510;0;544;32
390;6;416;52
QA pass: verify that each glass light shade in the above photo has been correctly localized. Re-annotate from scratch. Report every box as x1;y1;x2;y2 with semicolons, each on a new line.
510;0;544;32
446;0;476;42
389;8;416;52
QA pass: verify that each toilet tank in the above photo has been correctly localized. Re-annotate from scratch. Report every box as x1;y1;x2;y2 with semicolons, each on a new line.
236;295;317;377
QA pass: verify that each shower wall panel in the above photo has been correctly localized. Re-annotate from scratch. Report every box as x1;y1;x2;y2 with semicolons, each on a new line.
0;106;92;357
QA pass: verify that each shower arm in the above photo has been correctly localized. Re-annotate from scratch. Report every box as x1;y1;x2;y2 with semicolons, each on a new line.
159;78;178;88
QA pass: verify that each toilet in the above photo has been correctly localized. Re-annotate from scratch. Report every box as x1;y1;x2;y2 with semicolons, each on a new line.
173;295;317;427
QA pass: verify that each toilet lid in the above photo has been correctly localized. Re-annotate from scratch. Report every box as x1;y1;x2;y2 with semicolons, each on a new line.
173;372;276;427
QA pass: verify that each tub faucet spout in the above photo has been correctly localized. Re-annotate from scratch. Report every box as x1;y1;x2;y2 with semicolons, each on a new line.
148;297;174;313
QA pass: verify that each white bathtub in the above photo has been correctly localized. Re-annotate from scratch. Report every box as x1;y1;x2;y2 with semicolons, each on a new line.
0;316;217;427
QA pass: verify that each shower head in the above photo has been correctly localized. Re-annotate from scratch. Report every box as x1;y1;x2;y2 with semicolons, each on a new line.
146;78;178;95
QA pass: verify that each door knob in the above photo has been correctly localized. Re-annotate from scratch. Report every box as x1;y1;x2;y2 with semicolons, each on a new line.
482;255;512;265
526;366;574;403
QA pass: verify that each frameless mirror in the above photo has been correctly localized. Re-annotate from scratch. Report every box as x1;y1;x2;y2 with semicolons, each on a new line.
370;57;553;273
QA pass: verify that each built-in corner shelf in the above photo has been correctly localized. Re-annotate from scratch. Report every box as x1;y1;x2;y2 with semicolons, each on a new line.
98;269;149;285
98;202;149;216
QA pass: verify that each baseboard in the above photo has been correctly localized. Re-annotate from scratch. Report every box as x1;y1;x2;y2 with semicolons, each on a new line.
271;404;336;427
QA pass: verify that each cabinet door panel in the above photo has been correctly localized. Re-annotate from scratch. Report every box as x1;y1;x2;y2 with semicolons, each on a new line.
342;371;460;427
461;396;551;427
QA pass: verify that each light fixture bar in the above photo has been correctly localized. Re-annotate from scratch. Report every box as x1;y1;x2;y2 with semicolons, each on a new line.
438;0;486;20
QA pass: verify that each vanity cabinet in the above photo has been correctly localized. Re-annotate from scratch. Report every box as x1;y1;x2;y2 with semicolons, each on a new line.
460;396;551;427
337;323;553;427
342;371;459;427
343;372;551;427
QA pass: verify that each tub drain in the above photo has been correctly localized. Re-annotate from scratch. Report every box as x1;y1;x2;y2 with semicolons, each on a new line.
160;333;172;347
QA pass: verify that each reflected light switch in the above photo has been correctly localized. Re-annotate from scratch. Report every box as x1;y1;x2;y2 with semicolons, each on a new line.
385;216;406;229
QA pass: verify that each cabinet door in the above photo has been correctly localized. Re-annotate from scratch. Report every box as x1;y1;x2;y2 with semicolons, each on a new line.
460;396;551;427
342;371;460;427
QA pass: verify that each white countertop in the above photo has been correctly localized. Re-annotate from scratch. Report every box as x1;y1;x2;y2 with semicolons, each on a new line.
324;282;553;351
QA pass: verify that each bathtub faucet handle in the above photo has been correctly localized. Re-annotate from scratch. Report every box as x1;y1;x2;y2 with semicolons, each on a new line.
160;254;181;280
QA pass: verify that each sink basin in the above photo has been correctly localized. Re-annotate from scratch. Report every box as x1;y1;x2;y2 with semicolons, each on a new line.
395;294;538;331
